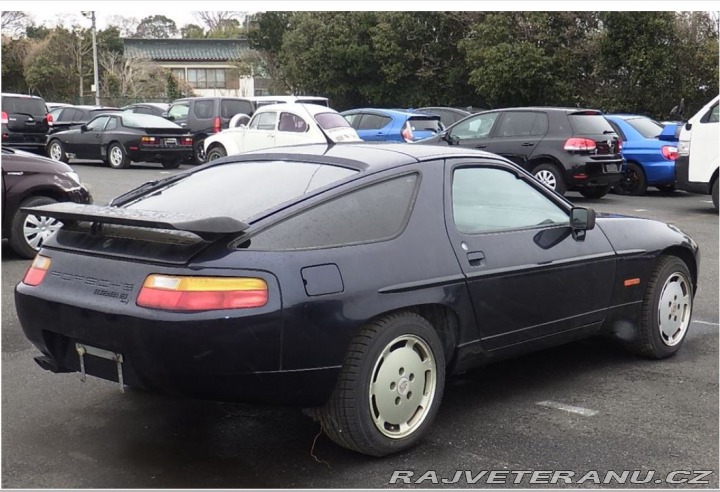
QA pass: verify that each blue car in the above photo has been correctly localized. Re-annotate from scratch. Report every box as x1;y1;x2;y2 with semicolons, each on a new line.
341;108;443;142
605;115;679;195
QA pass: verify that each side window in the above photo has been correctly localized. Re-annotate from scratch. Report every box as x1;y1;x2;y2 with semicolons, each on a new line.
104;117;118;131
193;100;214;119
254;112;277;130
343;113;360;128
450;113;499;140
278;112;308;132
136;106;153;115
496;112;545;138
705;103;719;123
169;103;189;119
357;114;391;130
221;100;254;118
452;167;568;234
85;116;109;132
248;174;419;250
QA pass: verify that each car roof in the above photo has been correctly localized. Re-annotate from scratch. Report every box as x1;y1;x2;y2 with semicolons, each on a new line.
255;103;337;116
236;142;508;173
342;108;442;118
1;92;45;100
480;106;604;114
124;102;169;108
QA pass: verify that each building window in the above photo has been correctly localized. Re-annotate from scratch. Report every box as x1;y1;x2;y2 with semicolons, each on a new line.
187;68;227;89
171;68;185;81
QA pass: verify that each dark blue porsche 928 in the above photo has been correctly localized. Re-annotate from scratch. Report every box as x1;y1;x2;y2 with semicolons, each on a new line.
15;143;698;456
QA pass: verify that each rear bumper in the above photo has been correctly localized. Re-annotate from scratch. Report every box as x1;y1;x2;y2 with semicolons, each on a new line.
675;155;712;194
127;147;194;162
2;131;47;151
565;155;624;189
638;159;676;185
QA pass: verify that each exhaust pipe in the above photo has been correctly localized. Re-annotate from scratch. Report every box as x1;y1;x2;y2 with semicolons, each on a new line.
34;355;72;373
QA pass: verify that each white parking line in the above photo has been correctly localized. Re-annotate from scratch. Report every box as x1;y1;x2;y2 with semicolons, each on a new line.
633;209;647;212
694;320;719;326
537;401;598;416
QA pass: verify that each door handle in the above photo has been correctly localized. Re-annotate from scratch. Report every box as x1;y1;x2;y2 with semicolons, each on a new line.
521;142;535;147
467;251;486;266
475;144;487;149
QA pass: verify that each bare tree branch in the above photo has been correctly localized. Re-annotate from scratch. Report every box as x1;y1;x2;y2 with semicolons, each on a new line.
1;11;31;37
193;11;247;30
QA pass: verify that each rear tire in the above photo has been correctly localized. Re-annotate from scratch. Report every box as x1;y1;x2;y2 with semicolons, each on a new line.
624;255;693;359
108;143;130;169
206;145;227;162
712;179;718;211
318;312;445;456
160;159;181;169
10;196;62;258
193;138;207;165
579;185;611;199
47;140;68;163
533;163;567;195
614;162;646;196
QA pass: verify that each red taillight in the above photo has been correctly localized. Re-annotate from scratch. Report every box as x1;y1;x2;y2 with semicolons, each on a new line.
22;255;51;286
137;275;268;311
180;137;193;146
661;145;678;161
616;139;622;152
140;136;157;145
1;111;8;125
46;113;53;126
401;121;414;142
564;137;597;152
213;116;221;133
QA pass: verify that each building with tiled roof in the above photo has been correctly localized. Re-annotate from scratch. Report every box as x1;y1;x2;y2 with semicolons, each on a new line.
123;38;268;97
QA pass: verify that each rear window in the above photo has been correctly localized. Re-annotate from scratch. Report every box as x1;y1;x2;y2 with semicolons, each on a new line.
121;114;181;129
316;113;352;130
221;100;254;118
1;96;47;115
127;161;358;220
408;117;442;132
626;117;664;139
568;114;616;135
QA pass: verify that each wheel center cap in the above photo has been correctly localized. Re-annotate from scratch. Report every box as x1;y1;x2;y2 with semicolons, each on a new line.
397;377;410;396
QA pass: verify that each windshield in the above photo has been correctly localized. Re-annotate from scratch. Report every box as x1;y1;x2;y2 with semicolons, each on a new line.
121;114;181;129
127;161;358;221
626;117;664;139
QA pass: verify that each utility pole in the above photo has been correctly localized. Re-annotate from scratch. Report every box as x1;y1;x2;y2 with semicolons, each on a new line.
82;11;101;106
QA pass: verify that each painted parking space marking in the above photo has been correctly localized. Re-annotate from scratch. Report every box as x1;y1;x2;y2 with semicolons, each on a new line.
633;209;647;212
537;401;598;416
694;320;719;326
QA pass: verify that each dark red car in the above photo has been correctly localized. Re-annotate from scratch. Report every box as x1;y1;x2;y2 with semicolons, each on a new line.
1;147;91;258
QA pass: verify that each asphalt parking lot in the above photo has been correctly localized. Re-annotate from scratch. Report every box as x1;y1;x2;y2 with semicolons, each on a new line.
2;160;718;488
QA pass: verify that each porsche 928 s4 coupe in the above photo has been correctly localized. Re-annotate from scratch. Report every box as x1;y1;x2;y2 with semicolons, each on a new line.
16;143;698;457
46;113;194;169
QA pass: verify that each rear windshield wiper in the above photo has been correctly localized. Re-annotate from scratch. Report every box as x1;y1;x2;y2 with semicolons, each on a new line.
603;130;616;134
110;172;191;207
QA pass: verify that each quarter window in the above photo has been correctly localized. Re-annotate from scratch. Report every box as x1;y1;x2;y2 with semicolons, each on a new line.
706;103;719;123
278;112;308;132
248;174;419;250
452;167;568;233
193;100;214;119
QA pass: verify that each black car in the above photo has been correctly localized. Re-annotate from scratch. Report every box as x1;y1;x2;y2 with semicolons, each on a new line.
16;143;697;457
418;107;625;198
165;97;256;163
121;102;170;117
47;105;122;133
46;113;194;169
1;93;52;153
1;147;91;258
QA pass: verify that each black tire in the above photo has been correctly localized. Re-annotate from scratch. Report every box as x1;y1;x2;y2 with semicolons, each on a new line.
107;143;130;169
206;145;227;162
193;138;207;165
533;163;567;195
160;159;181;169
614;162;647;196
47;140;68;163
579;185;611;199
9;196;62;259
712;179;718;211
625;255;693;359
318;312;445;457
656;184;676;193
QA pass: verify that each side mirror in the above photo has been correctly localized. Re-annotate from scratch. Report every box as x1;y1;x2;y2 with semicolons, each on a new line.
570;207;596;231
162;112;175;121
442;132;459;146
80;124;88;132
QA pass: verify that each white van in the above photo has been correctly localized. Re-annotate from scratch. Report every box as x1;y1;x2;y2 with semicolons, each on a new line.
675;95;719;209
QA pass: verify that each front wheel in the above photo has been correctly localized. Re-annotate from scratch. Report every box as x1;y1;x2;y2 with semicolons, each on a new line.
10;196;63;258
206;145;227;161
625;255;693;359
318;312;445;456
47;140;68;163
614;162;646;196
579;185;611;199
107;143;130;169
533;163;567;195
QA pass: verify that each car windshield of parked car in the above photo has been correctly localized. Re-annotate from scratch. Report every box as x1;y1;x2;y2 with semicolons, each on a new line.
315;113;353;130
626;117;664;139
121;114;181;129
126;161;358;221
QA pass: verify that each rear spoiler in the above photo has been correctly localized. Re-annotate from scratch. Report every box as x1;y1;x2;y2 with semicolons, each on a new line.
22;203;249;240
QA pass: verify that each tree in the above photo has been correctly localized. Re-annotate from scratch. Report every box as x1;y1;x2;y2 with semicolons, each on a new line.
1;35;32;93
24;30;77;101
1;11;31;37
134;15;178;39
99;51;168;104
194;11;244;31
106;15;139;37
181;23;205;39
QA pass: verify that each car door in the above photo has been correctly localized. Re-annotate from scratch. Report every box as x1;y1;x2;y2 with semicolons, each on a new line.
241;111;277;152
69;115;109;159
446;111;501;149
444;160;616;350
276;111;312;147
356;112;392;141
482;111;548;168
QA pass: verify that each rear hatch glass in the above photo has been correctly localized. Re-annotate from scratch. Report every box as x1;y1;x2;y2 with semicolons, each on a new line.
408;116;442;140
625;117;663;139
568;113;619;155
1;96;49;132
